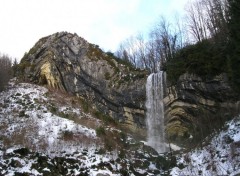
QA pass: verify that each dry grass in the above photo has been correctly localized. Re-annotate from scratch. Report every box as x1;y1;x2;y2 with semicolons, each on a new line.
74;117;100;129
46;87;101;130
61;130;101;146
47;88;76;107
0;118;49;152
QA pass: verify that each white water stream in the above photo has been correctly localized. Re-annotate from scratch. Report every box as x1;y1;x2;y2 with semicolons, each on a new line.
146;71;166;153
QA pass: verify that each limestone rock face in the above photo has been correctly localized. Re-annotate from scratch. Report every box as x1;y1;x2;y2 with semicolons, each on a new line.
164;73;240;142
20;32;147;131
20;32;240;144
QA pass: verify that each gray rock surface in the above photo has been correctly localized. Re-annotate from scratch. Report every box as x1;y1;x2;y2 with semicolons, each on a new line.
164;73;240;143
20;32;147;132
20;31;240;144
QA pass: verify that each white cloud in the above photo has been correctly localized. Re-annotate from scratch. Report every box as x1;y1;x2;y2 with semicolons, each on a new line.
0;0;188;61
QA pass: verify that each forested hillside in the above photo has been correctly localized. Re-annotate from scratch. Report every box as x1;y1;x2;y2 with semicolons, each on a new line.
116;0;240;90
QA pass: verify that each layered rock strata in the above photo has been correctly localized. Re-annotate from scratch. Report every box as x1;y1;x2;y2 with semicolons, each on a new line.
164;73;240;142
20;32;147;131
20;32;240;143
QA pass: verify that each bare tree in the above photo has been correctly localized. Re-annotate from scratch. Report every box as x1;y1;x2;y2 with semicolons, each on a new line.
116;16;183;73
0;53;12;91
135;34;148;69
149;16;181;70
185;0;208;42
146;37;159;73
174;13;190;48
185;0;229;42
203;0;229;41
116;36;139;67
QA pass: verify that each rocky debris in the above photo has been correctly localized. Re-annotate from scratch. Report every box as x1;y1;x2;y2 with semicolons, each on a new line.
0;78;176;176
0;145;177;176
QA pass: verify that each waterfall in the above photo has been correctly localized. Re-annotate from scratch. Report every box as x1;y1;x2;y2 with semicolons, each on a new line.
146;71;166;153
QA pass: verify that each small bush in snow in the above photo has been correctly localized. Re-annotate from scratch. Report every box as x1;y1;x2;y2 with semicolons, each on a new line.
96;126;106;136
62;130;74;141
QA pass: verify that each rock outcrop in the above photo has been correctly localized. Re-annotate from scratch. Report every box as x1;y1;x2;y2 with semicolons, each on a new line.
20;32;147;132
164;73;240;143
19;32;240;144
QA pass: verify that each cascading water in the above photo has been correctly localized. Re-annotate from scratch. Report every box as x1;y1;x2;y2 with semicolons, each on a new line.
146;71;166;153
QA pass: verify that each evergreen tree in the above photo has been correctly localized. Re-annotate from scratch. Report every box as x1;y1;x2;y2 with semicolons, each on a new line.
228;0;240;90
12;58;18;77
0;54;12;91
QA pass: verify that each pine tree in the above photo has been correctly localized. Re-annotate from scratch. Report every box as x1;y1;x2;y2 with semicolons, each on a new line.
228;0;240;91
12;58;18;77
0;54;12;91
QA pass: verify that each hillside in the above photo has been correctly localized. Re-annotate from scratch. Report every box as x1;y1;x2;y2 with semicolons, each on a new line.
171;115;240;176
0;78;176;175
0;78;240;175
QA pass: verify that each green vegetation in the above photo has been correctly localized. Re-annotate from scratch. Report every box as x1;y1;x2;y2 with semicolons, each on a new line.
18;59;31;77
19;110;26;117
88;45;146;82
227;0;240;91
93;110;117;125
165;0;240;92
49;105;57;114
108;52;136;71
0;54;13;91
104;72;111;80
166;40;227;83
78;98;89;113
114;0;239;92
95;126;106;136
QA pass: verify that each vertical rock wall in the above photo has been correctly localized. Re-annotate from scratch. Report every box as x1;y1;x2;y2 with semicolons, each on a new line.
164;73;240;143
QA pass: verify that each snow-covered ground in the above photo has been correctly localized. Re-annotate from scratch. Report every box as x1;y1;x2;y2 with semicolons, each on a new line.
0;79;98;154
0;79;240;175
0;79;166;175
0;79;120;175
171;115;240;176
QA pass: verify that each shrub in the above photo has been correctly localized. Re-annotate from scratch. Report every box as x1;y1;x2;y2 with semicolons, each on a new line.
118;149;126;159
93;110;116;125
104;72;111;80
15;93;22;97
96;126;106;136
19;110;26;117
13;148;30;156
62;130;74;141
49;105;57;114
119;132;127;143
79;98;89;113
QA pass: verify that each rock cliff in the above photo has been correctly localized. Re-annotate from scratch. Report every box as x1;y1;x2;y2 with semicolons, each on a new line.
164;73;240;143
20;32;147;132
19;32;240;144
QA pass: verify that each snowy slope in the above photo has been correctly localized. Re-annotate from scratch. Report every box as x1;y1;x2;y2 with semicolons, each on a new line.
0;79;169;175
0;79;98;154
1;79;240;176
171;116;240;176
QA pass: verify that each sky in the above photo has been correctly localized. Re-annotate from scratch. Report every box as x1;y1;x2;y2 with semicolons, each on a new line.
0;0;189;61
